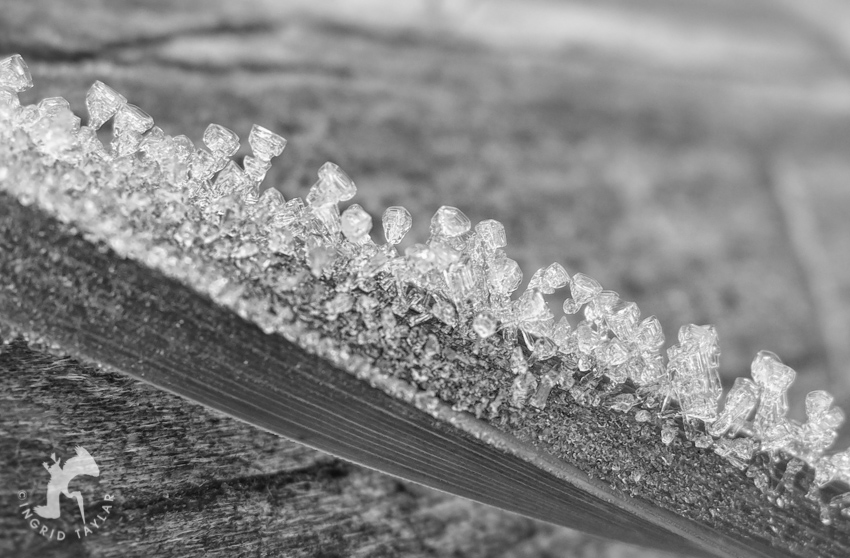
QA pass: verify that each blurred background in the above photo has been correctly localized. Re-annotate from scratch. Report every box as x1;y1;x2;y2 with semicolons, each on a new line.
4;0;850;555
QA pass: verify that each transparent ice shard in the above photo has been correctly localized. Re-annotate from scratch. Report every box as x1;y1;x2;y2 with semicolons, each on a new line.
570;272;603;305
606;300;640;340
667;324;722;422
487;253;522;296
596;338;629;367
635;315;665;353
248;124;287;161
243;155;272;184
610;393;637;412
85;81;126;130
112;104;154;157
475;219;506;251
799;390;845;459
203;123;240;159
562;297;581;315
713;438;756;469
750;350;796;449
341;203;373;244
528;262;569;294
191;148;217;182
575;321;598;355
382;206;412;245
532;337;556;360
529;372;556;409
551;316;572;348
517;290;550;323
444;260;475;302
213;160;251;199
0;89;21;121
708;377;758;438
430;205;471;240
308;162;356;207
0;54;33;93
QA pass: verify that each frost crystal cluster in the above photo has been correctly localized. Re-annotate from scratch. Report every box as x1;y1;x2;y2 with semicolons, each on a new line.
1;54;849;521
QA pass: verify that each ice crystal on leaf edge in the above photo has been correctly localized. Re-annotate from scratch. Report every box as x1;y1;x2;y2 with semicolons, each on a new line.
1;54;849;523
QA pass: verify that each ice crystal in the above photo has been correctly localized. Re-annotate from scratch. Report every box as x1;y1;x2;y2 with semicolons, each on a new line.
570;272;603;305
341;204;373;244
382;206;412;245
487;253;522;296
751;350;796;455
203;123;240;159
529;372;556;409
708;377;758;438
85;81;126;130
0;54;32;93
309;161;356;207
430;205;471;240
249;124;287;161
475;219;506;251
472;310;497;339
3;53;850;520
800;391;844;459
528;262;569;294
667;325;722;422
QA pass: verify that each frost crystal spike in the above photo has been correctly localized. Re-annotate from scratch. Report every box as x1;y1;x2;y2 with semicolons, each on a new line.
667;324;722;422
750;350;796;453
708;377;759;438
0;54;33;93
85;81;126;130
382;206;412;245
341;204;373;244
203;123;240;159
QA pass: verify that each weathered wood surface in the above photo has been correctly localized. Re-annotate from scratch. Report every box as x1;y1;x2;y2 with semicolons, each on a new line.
1;341;599;558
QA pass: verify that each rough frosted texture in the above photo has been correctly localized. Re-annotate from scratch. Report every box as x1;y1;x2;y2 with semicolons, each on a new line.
667;324;722;422
3;54;850;519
